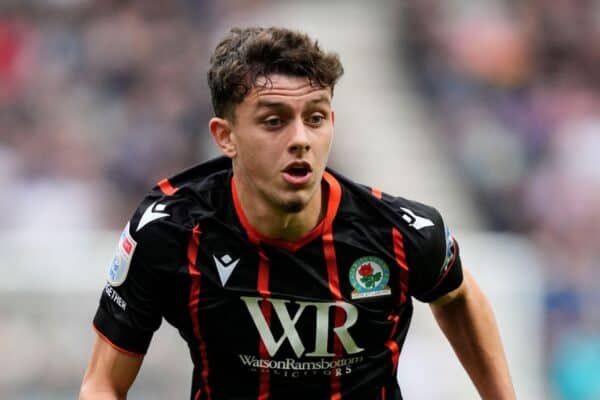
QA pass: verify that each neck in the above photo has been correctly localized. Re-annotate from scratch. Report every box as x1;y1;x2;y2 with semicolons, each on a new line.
233;180;326;242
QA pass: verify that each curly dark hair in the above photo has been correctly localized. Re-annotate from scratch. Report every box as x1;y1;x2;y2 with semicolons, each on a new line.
207;27;344;120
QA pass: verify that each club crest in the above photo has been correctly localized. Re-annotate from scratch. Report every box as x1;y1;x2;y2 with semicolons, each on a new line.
349;256;391;299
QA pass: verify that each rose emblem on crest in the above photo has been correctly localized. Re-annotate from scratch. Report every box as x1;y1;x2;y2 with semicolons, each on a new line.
358;263;381;289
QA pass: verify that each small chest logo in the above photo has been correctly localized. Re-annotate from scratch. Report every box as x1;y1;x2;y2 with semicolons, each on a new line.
349;256;391;299
213;254;240;286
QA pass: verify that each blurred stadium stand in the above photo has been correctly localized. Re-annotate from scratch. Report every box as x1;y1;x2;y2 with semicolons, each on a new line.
2;0;598;399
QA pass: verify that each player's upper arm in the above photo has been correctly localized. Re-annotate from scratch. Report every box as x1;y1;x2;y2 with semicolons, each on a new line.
429;267;469;307
405;205;464;303
80;335;144;400
93;195;193;355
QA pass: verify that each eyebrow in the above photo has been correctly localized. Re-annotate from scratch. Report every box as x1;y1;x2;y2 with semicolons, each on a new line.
255;95;331;109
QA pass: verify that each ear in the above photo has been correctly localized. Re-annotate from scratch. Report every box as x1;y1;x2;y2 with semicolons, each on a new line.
209;117;236;158
331;110;335;126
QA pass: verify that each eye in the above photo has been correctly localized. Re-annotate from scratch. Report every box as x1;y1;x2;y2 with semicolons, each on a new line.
262;116;284;129
306;113;325;126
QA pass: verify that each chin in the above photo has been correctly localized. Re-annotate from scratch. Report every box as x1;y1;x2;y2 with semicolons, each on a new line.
274;186;316;214
280;199;306;214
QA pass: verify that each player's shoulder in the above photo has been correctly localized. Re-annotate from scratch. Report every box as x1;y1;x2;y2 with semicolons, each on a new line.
127;156;232;245
329;167;444;235
384;194;444;233
329;169;460;297
106;157;232;285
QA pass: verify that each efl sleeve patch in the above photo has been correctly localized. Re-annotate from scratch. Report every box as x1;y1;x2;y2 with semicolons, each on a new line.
440;224;457;276
107;222;138;286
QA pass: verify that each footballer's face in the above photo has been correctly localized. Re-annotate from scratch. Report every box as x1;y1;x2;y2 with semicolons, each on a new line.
211;74;334;216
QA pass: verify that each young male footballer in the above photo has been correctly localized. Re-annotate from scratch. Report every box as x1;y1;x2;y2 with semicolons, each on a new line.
80;27;516;399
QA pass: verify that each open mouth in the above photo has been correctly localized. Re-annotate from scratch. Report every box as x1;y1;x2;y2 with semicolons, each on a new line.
282;162;313;184
284;164;311;177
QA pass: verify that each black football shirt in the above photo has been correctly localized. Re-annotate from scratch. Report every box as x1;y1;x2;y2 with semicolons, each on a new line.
94;156;463;400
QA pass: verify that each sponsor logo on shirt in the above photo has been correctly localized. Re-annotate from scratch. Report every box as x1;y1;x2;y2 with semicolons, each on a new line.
107;222;137;287
104;283;127;310
241;297;364;358
239;297;365;377
349;256;391;299
238;354;364;378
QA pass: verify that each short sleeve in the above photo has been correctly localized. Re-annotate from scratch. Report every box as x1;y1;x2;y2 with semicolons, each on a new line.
93;198;188;355
409;208;463;303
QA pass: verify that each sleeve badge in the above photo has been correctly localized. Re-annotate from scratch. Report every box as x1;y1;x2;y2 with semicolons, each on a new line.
107;222;138;286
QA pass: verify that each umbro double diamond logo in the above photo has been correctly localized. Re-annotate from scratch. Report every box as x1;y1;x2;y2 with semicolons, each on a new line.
213;254;240;286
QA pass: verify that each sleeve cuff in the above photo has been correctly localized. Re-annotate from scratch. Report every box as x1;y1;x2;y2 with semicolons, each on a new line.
416;256;464;303
93;306;153;356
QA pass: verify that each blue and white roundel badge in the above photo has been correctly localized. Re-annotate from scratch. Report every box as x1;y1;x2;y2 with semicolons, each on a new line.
107;222;137;287
349;256;391;299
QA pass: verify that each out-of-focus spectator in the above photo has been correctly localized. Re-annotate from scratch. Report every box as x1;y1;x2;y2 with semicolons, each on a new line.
400;1;600;398
0;0;266;230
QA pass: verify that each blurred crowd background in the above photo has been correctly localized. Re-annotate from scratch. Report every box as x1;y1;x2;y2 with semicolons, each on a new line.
401;1;600;398
0;0;259;230
0;0;598;399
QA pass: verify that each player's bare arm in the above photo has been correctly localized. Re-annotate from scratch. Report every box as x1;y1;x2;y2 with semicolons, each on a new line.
79;336;143;400
430;268;516;400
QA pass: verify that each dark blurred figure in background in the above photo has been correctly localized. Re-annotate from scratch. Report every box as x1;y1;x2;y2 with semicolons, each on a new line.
401;1;600;399
0;0;267;230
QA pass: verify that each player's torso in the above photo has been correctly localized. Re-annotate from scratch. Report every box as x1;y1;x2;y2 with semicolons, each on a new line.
159;177;413;400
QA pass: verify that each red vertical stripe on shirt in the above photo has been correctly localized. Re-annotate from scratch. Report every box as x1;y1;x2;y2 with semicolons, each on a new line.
258;298;271;400
322;172;343;301
387;314;401;342
322;172;343;400
384;340;400;372
392;228;409;305
158;178;178;195
332;306;344;400
257;248;271;400
323;230;342;301
188;224;212;400
257;249;271;298
387;228;409;383
324;230;343;400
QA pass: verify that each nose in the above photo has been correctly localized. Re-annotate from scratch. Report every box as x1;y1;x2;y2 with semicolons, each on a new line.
288;118;310;155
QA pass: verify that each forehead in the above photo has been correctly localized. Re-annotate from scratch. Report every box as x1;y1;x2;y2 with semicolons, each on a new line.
246;74;331;105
